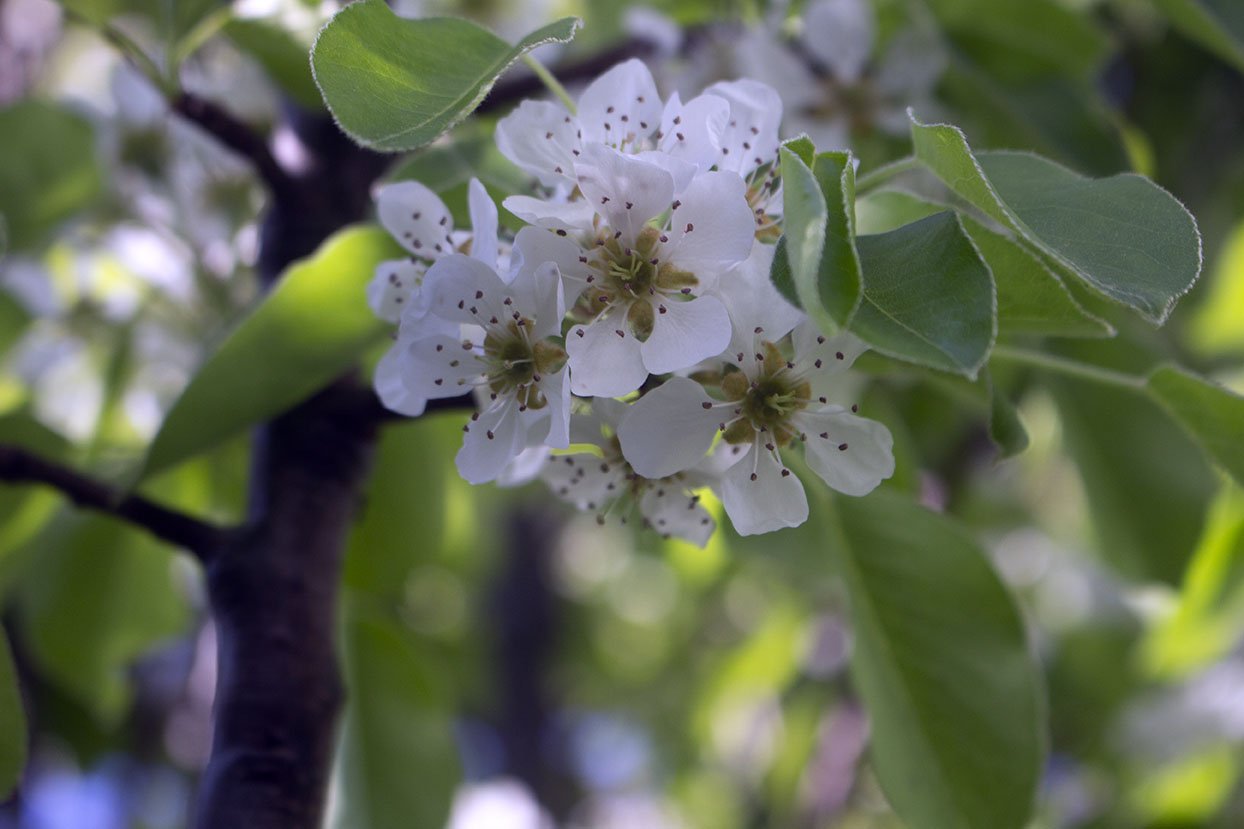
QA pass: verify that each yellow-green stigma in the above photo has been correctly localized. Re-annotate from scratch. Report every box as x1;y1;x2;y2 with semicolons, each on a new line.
720;342;811;447
481;320;566;410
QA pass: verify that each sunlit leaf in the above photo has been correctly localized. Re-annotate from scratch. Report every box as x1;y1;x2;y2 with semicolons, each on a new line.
910;115;1202;323
851;211;996;378
311;0;581;151
829;488;1045;829
1147;365;1244;488
141;226;402;478
0;101;102;251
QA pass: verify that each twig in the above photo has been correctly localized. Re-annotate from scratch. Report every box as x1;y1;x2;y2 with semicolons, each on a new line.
172;92;296;199
0;443;231;560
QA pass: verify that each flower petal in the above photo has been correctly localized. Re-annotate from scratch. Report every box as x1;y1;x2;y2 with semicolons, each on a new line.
502;195;597;233
718;242;805;361
639;485;715;546
537;368;572;450
577;58;663;147
367;258;426;324
373;341;428;416
797;407;894;496
657;91;728;172
665;170;755;286
567;307;649;398
640;294;732;374
802;0;876;84
376;181;454;257
496;446;551;487
576;143;673;245
510;226;591;293
541;452;621;511
719;444;809;535
792;322;870;403
457;398;526;485
423;255;511;327
467;178;499;267
704;78;784;176
494;98;579;188
400;334;484;400
617;376;720;479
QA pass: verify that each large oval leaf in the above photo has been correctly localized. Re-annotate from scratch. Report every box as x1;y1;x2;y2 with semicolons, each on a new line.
910;115;1201;324
311;0;581;152
827;489;1045;829
140;226;402;478
851;211;996;378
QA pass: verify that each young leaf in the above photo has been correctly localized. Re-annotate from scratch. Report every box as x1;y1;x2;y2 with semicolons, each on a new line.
851;211;996;378
986;369;1029;458
0;101;102;251
909;115;1202;323
141;226;402;478
311;0;581;151
828;489;1045;829
0;632;24;799
226;19;324;110
1147;366;1244;488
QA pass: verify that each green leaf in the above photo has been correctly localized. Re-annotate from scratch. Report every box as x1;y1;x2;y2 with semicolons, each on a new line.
1051;355;1217;584
15;513;190;723
777;147;862;332
311;1;581;152
961;217;1112;339
329;605;459;829
851;211;996;378
141;226;402;478
828;488;1045;829
909;116;1202;323
226;19;323;110
1149;0;1244;72
1147;366;1244;488
0;632;25;798
0;101;102;251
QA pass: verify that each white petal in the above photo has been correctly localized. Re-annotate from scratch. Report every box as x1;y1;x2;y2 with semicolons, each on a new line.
633;150;700;196
508;261;565;340
510;226;591;293
718;242;805;360
665;171;755;286
640;295;732;374
457;399;526;485
423;255;511;327
798;407;894;496
502;195;596;233
496;446;552;487
373;342;428;416
792;322;870;402
567;308;649;398
657;91;729;172
541;452;621;511
576;143;673;244
639;485;715;546
577;59;663;147
376;181;454;257
466;178;499;267
719;445;809;535
705;79;785;176
802;0;876;84
617;376;720;479
538;369;572;450
400;334;484;400
494;98;579;188
368;258;426;324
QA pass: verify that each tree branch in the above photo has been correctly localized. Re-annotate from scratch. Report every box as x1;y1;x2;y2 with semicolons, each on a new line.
0;443;230;560
172;92;296;199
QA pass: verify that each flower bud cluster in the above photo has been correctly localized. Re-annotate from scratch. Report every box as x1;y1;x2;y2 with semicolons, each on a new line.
370;60;894;543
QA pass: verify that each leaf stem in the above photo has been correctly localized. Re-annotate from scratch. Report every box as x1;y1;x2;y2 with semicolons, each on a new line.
522;54;577;115
855;156;922;193
990;345;1145;391
65;11;176;97
170;5;235;71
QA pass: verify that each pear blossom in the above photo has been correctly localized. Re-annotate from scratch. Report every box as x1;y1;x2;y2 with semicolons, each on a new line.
506;144;755;397
396;254;570;484
540;399;717;546
371;178;499;416
617;305;894;535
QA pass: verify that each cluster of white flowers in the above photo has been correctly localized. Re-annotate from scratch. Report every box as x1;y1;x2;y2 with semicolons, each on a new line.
369;59;895;544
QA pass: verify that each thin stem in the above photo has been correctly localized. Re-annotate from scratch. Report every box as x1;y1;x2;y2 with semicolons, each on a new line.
0;444;231;559
66;11;175;96
522;54;577;115
170;5;235;71
990;345;1145;391
855;156;922;193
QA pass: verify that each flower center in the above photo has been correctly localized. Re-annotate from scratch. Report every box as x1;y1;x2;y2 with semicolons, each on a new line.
481;320;566;410
581;226;699;340
720;342;811;446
